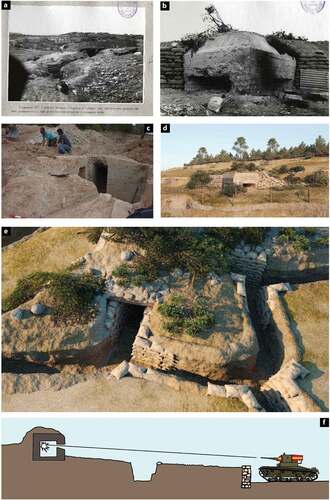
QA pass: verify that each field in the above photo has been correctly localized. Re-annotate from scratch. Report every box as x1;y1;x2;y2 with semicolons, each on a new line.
161;156;329;217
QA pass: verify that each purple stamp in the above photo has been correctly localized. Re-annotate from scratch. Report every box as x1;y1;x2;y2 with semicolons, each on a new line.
300;1;326;14
117;1;138;18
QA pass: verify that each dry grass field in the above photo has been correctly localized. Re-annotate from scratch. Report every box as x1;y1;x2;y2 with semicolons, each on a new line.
162;156;329;217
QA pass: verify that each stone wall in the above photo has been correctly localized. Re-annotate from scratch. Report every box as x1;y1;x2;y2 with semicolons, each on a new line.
160;42;185;90
241;466;252;489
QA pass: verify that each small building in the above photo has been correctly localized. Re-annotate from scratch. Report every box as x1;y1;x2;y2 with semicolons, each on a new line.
222;172;259;193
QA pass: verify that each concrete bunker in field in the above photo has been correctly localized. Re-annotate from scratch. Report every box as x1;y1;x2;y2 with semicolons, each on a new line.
184;31;296;95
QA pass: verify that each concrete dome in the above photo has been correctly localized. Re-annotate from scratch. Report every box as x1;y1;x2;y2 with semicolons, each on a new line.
198;30;280;55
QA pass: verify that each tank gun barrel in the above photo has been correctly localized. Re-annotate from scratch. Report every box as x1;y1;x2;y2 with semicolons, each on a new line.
260;456;280;461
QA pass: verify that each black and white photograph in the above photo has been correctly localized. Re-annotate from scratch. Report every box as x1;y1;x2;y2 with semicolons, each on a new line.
160;0;329;116
2;1;153;115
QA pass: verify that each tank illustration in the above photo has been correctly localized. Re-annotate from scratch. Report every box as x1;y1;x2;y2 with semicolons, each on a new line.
259;453;319;482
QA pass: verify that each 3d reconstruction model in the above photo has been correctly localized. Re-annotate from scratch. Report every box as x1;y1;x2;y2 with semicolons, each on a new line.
2;424;328;499
2;227;328;413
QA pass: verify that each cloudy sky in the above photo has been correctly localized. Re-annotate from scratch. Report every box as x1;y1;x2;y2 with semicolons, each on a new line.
9;3;145;35
161;0;329;41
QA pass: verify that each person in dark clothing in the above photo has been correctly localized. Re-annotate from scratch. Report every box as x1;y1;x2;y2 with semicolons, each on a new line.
57;128;72;154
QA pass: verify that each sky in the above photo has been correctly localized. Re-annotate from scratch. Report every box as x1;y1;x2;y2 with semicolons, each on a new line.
161;0;329;41
161;124;329;169
9;4;145;35
2;417;329;482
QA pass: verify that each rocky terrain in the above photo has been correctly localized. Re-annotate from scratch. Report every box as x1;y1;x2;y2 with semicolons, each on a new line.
2;228;329;412
9;32;144;103
2;125;153;218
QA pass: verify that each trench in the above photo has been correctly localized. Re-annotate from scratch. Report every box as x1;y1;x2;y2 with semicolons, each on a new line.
245;284;284;381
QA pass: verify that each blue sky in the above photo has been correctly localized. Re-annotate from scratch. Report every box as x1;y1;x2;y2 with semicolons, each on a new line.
161;124;329;169
2;417;328;482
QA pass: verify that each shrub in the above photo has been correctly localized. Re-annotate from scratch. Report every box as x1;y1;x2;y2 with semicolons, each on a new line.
304;170;328;187
47;273;105;324
278;228;310;253
186;170;211;189
3;272;105;324
84;227;103;244
315;236;329;247
159;293;215;337
277;165;289;174
2;272;53;312
289;165;305;173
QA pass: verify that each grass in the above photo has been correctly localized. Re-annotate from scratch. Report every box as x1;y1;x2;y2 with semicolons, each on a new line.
3;271;105;324
162;156;328;217
2;228;95;299
284;281;329;409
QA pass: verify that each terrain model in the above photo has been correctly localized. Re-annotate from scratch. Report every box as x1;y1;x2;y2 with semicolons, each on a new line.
2;227;328;412
2;124;153;218
9;32;144;103
161;133;329;218
160;3;329;116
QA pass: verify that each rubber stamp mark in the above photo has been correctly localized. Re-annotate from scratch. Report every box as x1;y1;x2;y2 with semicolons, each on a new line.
300;0;325;14
118;1;138;18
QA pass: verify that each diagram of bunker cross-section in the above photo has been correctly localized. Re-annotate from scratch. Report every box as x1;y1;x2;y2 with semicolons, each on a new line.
1;418;329;499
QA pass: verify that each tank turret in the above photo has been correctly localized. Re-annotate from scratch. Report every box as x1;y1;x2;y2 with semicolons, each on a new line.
259;453;319;482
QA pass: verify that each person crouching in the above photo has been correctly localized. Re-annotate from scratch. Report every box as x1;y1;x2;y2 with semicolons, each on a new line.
57;128;72;154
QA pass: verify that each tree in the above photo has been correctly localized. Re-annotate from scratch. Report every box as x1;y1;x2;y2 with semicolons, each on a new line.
314;135;328;156
232;137;249;160
267;137;280;154
186;170;211;189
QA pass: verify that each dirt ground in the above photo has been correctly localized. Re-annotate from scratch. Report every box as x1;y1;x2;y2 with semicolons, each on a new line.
161;89;329;116
283;281;329;411
2;124;152;174
2;376;247;412
162;156;328;217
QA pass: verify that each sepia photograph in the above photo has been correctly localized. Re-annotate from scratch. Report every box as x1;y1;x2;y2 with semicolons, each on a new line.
2;124;153;218
160;1;329;116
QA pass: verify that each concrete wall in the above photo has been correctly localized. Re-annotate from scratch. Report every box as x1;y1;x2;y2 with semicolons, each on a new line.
87;155;149;203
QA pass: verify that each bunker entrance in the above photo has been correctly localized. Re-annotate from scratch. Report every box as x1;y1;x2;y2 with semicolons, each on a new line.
190;74;232;92
78;166;86;179
111;303;146;364
93;160;108;193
